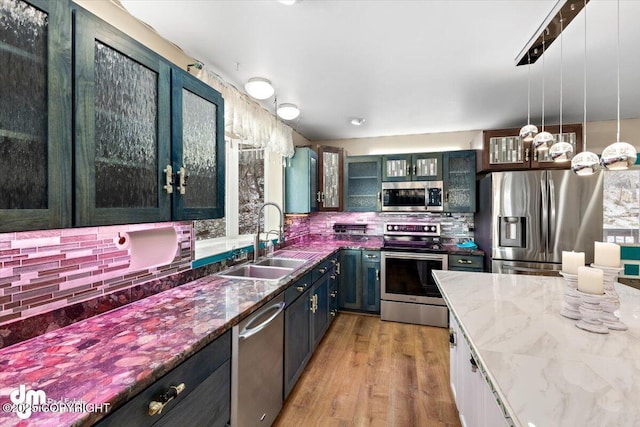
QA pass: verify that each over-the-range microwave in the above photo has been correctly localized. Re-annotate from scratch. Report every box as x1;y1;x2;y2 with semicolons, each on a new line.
381;181;443;212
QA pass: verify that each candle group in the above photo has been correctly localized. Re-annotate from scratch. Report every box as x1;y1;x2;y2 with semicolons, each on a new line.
594;242;621;268
562;251;585;275
577;266;604;295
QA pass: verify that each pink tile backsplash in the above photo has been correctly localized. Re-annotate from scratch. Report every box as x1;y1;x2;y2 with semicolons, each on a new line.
0;222;193;326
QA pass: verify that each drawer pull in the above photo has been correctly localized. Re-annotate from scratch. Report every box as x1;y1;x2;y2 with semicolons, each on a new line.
365;254;377;259
457;259;473;264
148;383;186;416
330;310;337;317
330;291;338;298
318;267;327;274
296;284;307;292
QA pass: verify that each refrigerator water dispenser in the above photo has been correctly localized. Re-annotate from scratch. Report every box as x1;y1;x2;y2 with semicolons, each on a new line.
499;217;526;247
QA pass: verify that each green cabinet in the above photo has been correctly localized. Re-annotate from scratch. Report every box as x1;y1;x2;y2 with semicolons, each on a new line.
0;0;72;232
443;150;476;213
338;249;380;314
448;254;484;272
382;153;442;181
344;155;382;212
285;147;318;214
96;330;231;427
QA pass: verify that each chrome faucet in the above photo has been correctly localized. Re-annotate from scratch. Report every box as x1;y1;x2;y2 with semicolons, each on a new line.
254;202;284;262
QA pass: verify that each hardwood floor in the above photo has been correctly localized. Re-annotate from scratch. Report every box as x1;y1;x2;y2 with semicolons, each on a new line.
274;313;461;427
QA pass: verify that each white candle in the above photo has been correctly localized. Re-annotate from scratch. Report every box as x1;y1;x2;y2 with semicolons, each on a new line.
577;266;604;295
562;251;585;275
594;242;621;267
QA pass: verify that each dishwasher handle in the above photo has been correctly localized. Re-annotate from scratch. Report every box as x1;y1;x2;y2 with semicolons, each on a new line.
238;301;286;340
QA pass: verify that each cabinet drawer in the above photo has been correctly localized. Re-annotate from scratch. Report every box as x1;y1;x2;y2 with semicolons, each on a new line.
285;272;312;306
449;254;483;271
96;330;231;427
362;251;380;262
312;259;334;282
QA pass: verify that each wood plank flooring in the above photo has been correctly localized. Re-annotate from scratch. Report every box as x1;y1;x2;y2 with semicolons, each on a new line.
274;313;461;427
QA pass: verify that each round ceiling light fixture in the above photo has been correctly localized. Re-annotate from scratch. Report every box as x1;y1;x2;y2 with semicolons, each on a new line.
244;77;275;100
278;0;298;4
350;118;365;126
276;103;300;121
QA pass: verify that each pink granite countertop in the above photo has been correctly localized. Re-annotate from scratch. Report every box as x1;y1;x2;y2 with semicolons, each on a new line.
0;240;382;426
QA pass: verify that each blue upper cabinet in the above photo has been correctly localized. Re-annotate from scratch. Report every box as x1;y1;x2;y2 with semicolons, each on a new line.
285;147;318;214
73;6;224;227
0;0;72;232
344;155;382;212
442;150;476;213
171;68;225;220
74;6;172;226
382;153;442;181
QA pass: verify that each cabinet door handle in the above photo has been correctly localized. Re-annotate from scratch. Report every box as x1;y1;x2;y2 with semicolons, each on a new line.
148;383;186;416
470;357;478;373
330;310;337;317
330;259;337;265
330;274;336;280
317;191;322;203
457;259;473;264
163;165;174;194
178;167;188;195
330;291;338;298
525;147;530;162
406;165;411;176
413;165;417;176
376;269;380;281
336;262;341;275
449;328;456;347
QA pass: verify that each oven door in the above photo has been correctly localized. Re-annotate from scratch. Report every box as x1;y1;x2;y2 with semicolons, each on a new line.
381;251;448;305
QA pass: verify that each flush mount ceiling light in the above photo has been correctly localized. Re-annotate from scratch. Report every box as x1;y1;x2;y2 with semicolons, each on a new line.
276;103;300;121
532;36;555;152
245;77;275;100
519;52;538;142
600;0;637;171
350;118;365;126
549;16;574;162
278;0;299;4
572;0;600;176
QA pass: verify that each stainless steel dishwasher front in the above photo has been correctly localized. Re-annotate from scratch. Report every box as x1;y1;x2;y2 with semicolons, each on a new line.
231;293;285;427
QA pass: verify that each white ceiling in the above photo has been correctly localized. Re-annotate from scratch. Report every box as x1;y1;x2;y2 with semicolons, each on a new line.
121;0;640;142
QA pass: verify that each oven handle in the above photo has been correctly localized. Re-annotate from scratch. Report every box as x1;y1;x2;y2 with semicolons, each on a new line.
381;251;448;262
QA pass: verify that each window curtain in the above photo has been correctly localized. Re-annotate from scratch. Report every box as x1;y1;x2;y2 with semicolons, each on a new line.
194;68;295;158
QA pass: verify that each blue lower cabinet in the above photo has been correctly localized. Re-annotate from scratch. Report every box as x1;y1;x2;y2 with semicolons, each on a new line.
96;330;231;427
338;250;380;314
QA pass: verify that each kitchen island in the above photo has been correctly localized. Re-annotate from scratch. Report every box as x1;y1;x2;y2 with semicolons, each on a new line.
433;270;640;427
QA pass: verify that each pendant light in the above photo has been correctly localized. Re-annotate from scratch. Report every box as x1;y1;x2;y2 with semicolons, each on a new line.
571;0;600;176
519;52;538;142
550;15;574;162
532;33;555;152
600;0;637;170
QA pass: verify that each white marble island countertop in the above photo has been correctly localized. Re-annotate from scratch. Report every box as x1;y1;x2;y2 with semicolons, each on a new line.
433;270;640;427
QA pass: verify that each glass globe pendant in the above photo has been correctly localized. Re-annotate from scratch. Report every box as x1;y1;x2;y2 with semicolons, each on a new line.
600;142;637;170
550;141;574;162
532;131;554;151
520;124;538;142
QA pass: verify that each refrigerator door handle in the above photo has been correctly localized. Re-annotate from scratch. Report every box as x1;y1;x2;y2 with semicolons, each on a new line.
548;177;556;258
540;177;548;258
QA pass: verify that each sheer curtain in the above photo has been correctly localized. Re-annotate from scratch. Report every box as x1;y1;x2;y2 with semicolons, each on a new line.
194;68;295;158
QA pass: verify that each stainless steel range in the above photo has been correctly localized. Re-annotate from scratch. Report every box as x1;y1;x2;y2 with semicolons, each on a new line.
381;222;448;327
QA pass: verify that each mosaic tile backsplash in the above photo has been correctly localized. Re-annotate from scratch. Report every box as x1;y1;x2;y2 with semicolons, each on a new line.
0;222;192;328
285;212;475;248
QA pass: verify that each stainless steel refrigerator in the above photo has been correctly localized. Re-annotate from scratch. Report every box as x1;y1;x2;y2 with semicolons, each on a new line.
474;170;604;275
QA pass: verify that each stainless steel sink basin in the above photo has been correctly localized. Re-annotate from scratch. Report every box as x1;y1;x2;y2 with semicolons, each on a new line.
254;258;306;269
218;265;292;281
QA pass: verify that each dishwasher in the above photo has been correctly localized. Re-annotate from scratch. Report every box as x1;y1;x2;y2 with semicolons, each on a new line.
231;293;285;427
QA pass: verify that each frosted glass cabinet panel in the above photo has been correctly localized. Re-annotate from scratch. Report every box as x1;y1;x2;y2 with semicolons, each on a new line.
0;0;72;232
74;8;171;226
344;156;382;212
382;153;442;181
171;68;225;220
318;146;343;211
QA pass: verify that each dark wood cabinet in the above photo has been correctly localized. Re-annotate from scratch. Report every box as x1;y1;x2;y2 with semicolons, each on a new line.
443;150;476;213
0;0;72;232
96;330;231;427
479;124;583;173
318;146;344;211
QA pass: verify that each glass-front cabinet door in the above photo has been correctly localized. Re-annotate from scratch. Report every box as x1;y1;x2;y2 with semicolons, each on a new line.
382;153;441;181
413;153;442;180
318;146;343;211
344;155;381;212
0;0;72;232
74;8;171;226
443;150;476;213
171;68;225;220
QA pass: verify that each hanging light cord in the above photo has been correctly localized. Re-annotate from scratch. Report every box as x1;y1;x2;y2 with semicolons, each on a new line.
560;15;563;136
527;52;531;125
541;35;546;131
616;0;621;142
583;0;587;151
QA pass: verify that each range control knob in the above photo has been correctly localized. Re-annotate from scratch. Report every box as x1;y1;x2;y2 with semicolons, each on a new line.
387;225;393;231
423;226;429;231
394;225;399;231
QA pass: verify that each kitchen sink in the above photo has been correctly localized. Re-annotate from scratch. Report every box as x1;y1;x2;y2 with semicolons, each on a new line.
218;265;292;281
254;258;307;269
